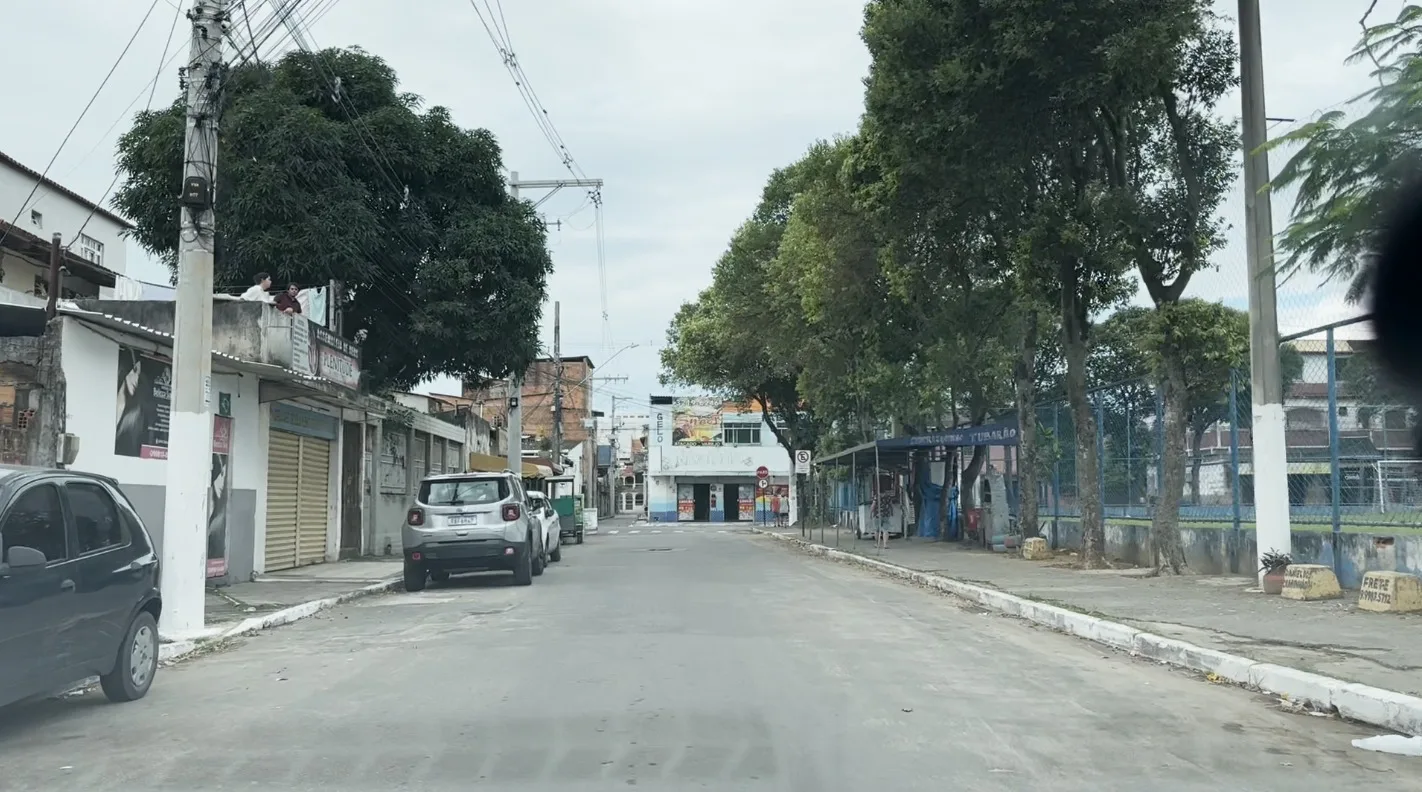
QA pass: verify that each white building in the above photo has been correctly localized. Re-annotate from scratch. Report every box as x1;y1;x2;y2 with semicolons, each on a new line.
0;151;133;305
647;396;791;522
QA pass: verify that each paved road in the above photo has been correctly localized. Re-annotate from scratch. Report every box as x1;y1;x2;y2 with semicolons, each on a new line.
0;528;1414;790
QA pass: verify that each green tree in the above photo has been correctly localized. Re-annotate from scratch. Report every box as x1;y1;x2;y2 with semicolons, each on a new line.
1269;4;1422;301
113;48;551;390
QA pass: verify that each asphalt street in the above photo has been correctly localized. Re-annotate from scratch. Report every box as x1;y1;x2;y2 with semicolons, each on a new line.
0;522;1414;790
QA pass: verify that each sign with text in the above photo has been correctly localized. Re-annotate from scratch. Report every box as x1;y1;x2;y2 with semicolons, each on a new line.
794;450;811;474
114;346;171;459
314;325;361;389
208;415;232;579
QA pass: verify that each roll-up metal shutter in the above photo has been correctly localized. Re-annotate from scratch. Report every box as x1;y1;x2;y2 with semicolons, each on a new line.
263;430;302;570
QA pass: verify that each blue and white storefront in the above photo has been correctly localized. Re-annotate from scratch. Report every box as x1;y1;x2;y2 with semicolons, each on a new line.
646;395;792;522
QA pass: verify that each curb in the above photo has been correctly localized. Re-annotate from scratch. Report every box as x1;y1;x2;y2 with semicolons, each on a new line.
753;528;1422;736
159;577;402;664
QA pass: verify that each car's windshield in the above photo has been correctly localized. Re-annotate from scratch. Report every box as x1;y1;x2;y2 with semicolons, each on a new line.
419;478;507;506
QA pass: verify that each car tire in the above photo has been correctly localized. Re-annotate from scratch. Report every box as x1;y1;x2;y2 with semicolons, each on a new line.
430;569;450;584
513;543;534;586
532;540;546;577
575;530;584;545
99;610;159;703
404;560;427;592
550;537;562;563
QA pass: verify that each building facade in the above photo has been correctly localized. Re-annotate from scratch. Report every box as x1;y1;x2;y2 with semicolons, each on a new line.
0;151;131;307
646;396;791;522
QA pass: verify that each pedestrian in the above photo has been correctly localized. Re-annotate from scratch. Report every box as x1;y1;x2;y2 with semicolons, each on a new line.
274;282;302;315
241;272;273;302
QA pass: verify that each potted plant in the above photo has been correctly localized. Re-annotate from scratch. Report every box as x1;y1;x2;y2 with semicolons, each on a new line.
1260;551;1292;594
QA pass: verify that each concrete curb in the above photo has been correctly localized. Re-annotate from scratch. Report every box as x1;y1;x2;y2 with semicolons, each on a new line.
158;577;402;664
754;528;1422;736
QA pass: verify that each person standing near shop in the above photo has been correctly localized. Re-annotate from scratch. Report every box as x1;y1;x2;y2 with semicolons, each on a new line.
274;282;303;315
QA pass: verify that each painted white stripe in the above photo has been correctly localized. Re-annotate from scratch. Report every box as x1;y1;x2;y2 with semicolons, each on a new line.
629;530;640;534
651;530;661;534
607;530;619;535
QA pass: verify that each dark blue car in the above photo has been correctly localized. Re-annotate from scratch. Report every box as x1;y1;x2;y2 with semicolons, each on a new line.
0;466;162;709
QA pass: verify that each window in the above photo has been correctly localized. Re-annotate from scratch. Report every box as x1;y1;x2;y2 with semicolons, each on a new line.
419;477;508;506
1;484;67;563
30;209;42;228
68;482;129;554
722;425;761;445
77;233;104;266
634;492;645;506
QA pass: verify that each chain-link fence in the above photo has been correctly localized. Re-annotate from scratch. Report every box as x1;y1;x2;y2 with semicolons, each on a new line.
1034;323;1422;532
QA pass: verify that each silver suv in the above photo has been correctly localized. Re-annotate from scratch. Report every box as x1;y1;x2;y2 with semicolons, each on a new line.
401;471;547;591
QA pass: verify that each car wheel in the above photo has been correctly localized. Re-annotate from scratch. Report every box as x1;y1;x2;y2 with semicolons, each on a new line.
404;560;427;592
430;569;450;584
513;542;534;586
532;539;546;577
550;539;562;563
576;530;584;544
99;610;159;703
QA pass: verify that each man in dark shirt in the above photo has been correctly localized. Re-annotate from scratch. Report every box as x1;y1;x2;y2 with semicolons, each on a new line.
274;283;302;315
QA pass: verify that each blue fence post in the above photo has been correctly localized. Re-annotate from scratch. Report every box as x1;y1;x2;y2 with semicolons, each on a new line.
1051;402;1061;547
1095;396;1106;518
1155;389;1165;514
1229;367;1243;574
1327;327;1343;575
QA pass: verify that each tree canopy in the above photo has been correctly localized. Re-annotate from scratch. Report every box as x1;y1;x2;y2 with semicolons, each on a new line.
114;47;552;391
660;0;1288;569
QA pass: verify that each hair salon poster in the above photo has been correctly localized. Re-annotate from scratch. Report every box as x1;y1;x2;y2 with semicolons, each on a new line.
207;412;232;579
115;346;171;459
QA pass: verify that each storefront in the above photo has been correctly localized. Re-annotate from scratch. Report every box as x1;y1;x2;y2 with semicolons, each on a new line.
263;402;338;571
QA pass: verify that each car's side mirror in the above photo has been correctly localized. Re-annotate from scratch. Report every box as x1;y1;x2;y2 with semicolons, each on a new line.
6;545;47;569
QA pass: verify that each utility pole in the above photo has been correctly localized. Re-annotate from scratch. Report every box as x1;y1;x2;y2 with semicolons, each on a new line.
45;233;61;320
163;0;226;637
505;170;601;477
1239;0;1292;583
608;395;621;516
552;301;563;469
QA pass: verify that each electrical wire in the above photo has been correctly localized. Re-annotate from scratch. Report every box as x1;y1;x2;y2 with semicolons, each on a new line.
0;0;164;252
69;0;187;251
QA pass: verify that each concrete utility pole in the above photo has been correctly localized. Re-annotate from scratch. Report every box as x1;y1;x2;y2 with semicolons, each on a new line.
608;395;621;516
45;233;61;320
505;171;602;477
164;0;226;637
552;301;563;468
1238;0;1292;581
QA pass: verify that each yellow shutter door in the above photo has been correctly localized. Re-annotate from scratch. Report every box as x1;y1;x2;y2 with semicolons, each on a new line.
296;436;331;566
264;430;302;571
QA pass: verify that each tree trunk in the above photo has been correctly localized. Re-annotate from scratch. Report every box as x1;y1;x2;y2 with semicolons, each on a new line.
1188;417;1205;506
959;444;986;511
1014;309;1041;539
1063;309;1105;568
1151;342;1191;574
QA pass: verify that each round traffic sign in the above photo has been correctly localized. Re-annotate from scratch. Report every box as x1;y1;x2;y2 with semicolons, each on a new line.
756;478;770;490
755;466;769;479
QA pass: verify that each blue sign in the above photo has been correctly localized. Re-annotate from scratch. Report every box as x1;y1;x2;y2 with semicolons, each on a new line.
270;402;340;441
882;422;1020;449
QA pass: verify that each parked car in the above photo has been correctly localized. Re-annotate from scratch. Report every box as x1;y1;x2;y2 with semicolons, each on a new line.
401;471;547;591
0;466;163;710
526;491;562;563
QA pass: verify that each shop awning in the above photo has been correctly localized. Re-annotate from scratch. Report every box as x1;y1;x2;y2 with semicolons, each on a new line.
467;452;553;479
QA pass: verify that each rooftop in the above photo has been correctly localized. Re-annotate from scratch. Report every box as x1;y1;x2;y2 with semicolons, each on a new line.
0;151;135;231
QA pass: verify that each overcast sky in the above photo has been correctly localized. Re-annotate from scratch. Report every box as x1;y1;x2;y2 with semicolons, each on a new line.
0;0;1401;421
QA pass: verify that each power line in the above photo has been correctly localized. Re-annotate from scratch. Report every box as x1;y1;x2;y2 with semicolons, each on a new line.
70;0;187;250
0;0;163;252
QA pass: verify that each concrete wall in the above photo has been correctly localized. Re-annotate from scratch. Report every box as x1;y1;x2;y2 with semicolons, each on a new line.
1044;516;1422;589
58;317;262;583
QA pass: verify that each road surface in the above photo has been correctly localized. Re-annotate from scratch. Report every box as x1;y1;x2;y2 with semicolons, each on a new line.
0;524;1414;790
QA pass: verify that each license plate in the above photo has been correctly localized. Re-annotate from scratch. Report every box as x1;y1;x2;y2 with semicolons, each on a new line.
446;514;479;526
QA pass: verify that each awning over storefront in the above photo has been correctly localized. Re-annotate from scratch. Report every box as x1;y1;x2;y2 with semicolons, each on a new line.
467;452;552;479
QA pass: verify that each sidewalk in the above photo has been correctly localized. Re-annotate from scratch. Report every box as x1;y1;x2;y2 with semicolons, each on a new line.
205;558;404;628
759;525;1422;734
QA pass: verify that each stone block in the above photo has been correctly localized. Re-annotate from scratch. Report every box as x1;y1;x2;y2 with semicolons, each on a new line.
1357;571;1422;614
1280;564;1343;601
1021;536;1052;560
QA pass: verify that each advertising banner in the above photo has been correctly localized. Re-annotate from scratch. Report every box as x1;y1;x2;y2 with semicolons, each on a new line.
676;483;694;521
207;414;232;578
672;397;723;446
115;346;172;459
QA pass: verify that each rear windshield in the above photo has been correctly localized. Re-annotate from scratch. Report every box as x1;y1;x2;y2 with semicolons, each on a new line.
419;477;508;506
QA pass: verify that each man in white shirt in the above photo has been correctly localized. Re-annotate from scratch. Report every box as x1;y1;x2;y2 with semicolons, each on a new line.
240;272;273;302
